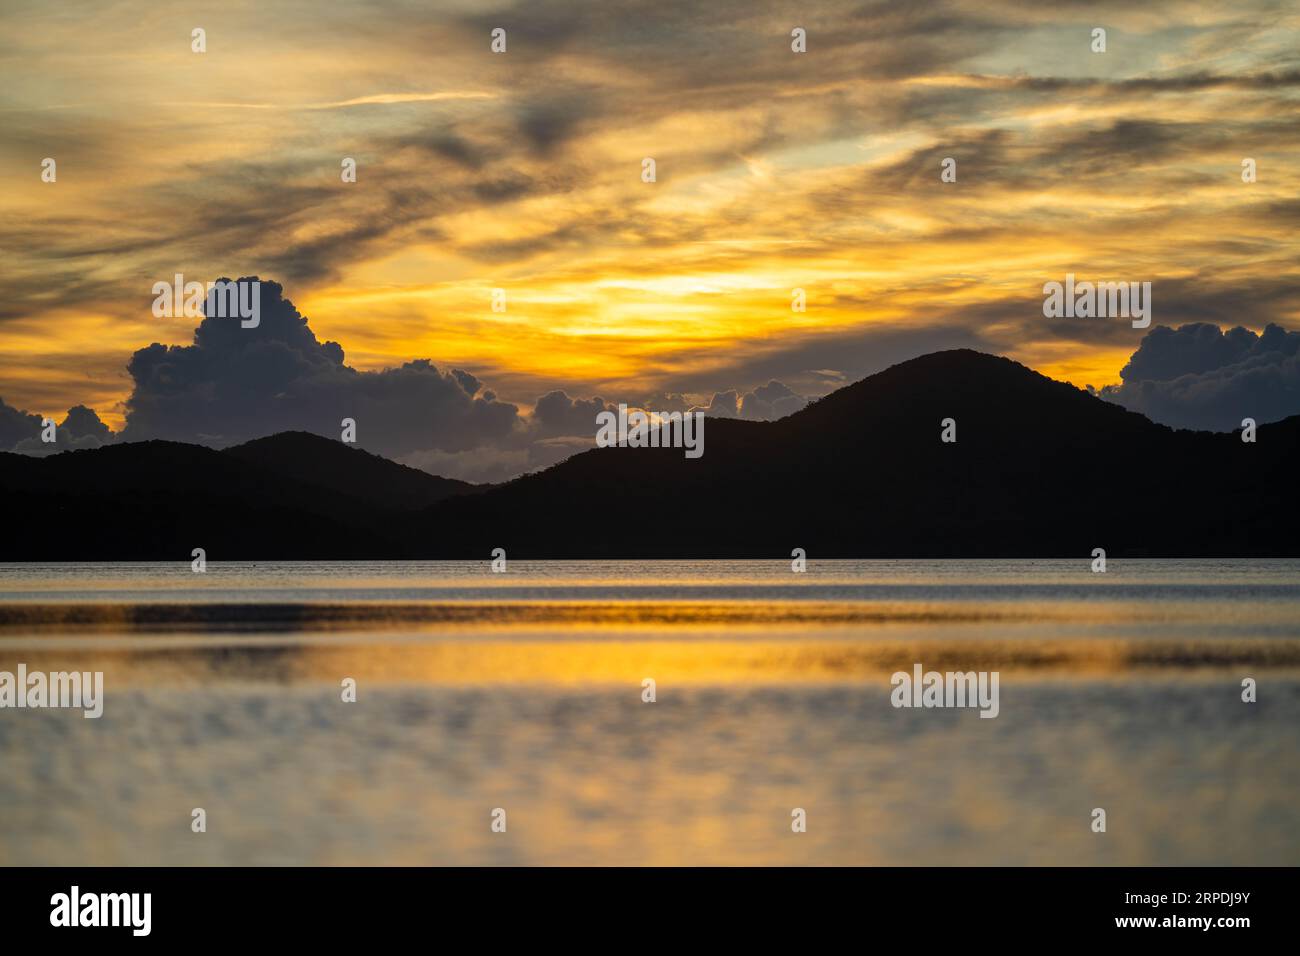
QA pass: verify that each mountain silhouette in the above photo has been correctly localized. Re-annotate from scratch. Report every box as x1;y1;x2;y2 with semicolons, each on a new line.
413;350;1299;557
1;350;1295;559
0;432;471;559
225;431;477;511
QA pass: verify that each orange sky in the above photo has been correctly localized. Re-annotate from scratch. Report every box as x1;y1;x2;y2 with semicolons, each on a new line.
2;0;1298;431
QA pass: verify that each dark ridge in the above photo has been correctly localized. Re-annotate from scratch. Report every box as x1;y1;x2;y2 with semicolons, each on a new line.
1;350;1296;559
225;430;478;512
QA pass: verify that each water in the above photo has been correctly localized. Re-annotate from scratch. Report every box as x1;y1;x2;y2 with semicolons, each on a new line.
1;559;1297;865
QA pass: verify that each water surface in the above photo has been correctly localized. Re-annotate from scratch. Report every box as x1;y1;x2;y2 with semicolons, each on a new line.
1;560;1296;865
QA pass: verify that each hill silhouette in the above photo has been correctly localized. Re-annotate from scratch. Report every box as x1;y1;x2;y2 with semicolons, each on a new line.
0;436;404;559
225;431;477;511
1;350;1295;559
412;350;1300;557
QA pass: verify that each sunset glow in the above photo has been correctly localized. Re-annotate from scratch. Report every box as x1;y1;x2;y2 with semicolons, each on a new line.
3;1;1297;443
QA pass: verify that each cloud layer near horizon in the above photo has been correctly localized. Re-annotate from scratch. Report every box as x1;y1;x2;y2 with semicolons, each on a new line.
0;279;814;481
1101;322;1300;431
4;278;1300;481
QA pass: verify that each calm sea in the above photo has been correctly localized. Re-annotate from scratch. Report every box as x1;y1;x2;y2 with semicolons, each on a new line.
1;559;1297;865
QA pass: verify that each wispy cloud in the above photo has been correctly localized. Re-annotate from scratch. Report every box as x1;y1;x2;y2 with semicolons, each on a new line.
1;0;1297;427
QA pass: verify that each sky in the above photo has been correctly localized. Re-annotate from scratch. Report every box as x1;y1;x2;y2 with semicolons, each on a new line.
2;0;1298;480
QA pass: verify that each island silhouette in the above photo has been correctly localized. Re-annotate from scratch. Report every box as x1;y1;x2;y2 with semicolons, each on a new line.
2;350;1296;559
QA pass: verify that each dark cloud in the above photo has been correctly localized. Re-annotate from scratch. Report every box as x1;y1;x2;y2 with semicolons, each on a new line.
690;390;740;419
108;277;825;483
739;380;807;420
531;390;612;437
638;391;691;414
403;130;490;170
452;369;483;396
473;173;537;204
987;69;1300;94
121;278;524;458
516;95;593;155
0;397;42;450
60;405;112;443
683;380;808;420
0;397;115;454
1101;323;1300;431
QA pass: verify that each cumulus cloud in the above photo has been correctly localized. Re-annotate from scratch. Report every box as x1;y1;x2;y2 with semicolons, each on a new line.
108;277;821;482
1101;323;1300;431
5;275;814;480
637;392;691;414
739;380;808;421
61;405;112;443
688;382;809;421
0;398;41;450
690;390;741;419
531;390;613;438
121;278;525;459
1;398;115;455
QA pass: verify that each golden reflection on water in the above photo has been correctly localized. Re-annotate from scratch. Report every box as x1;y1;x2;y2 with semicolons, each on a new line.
5;587;1300;688
4;562;1300;865
7;635;1300;689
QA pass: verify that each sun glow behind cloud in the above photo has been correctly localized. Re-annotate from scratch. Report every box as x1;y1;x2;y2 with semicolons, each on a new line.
1;0;1298;431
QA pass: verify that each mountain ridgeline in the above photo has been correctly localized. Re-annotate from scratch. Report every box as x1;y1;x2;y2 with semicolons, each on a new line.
2;350;1296;559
